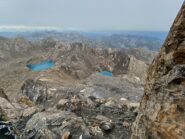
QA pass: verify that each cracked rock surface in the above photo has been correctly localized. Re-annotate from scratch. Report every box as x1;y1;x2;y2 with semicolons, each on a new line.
132;2;185;139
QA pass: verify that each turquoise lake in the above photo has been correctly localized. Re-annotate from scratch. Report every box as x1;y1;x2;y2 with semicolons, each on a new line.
26;59;55;71
99;71;113;76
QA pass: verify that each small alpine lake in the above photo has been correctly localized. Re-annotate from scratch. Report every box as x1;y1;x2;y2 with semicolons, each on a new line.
98;71;113;76
26;59;55;71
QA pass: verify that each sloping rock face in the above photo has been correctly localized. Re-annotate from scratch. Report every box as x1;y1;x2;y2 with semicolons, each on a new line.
127;56;148;83
132;2;185;139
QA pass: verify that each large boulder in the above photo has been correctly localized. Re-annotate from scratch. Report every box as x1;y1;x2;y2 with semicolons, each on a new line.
20;111;91;139
21;79;48;105
132;2;185;139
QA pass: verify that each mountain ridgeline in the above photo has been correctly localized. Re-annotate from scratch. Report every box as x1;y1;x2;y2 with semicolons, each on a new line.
0;31;167;51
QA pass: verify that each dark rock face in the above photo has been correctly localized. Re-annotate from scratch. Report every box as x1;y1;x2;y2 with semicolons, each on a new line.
0;121;16;139
132;2;185;139
0;88;9;101
0;97;17;139
21;79;48;105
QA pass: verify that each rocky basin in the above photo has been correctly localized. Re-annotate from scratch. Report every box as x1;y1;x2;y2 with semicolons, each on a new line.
0;37;156;138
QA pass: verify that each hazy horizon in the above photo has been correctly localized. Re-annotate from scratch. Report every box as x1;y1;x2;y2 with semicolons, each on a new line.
0;25;170;32
0;0;184;31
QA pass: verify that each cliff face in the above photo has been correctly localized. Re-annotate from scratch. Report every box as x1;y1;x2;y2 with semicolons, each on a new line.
132;2;185;139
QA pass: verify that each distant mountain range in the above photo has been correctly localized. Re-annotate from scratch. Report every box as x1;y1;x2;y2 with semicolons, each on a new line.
0;28;168;51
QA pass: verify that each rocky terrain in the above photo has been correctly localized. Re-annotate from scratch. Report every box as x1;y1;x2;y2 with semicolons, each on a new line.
0;1;182;139
0;34;157;139
132;2;185;139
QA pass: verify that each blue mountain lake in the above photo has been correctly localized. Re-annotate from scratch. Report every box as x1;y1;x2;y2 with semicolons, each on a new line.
98;71;113;76
26;59;55;71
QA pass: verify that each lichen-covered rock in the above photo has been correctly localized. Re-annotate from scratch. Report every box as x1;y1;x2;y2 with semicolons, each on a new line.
132;2;185;139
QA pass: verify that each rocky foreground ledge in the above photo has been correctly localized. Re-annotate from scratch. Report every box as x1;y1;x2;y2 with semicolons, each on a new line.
0;74;142;139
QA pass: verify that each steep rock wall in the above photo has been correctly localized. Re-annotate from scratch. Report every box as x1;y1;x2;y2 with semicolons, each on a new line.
132;2;185;139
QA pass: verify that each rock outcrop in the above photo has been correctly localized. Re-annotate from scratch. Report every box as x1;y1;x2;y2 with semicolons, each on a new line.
15;77;141;139
21;79;48;105
127;56;148;84
59;43;149;83
132;2;185;139
60;43;131;79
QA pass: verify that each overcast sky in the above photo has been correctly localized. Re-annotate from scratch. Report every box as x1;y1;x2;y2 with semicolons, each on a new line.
0;0;184;31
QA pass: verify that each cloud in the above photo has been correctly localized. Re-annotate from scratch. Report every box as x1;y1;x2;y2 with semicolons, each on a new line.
0;0;183;31
0;25;84;32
